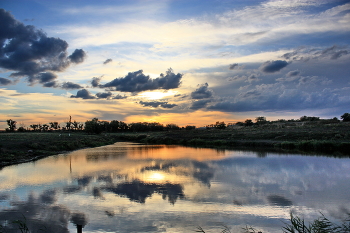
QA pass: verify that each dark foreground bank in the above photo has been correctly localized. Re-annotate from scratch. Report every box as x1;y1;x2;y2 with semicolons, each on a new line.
0;132;121;167
1;122;350;167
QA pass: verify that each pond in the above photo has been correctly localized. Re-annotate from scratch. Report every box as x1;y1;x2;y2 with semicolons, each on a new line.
1;142;350;233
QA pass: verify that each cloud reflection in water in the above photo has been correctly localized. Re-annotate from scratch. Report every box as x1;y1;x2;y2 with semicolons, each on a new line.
1;143;350;233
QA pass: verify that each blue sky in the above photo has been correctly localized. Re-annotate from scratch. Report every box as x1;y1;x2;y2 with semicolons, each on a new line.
1;0;350;128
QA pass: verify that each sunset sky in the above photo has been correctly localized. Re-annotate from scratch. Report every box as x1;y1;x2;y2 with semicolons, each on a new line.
1;0;350;129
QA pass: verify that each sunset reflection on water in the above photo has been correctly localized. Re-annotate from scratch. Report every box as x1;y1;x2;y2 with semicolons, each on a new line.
1;142;350;233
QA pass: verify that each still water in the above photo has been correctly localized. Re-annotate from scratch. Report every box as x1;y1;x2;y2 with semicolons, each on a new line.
1;142;350;233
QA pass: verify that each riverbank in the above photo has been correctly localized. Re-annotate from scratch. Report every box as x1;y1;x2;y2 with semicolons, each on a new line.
1;122;350;167
0;132;121;167
121;121;350;156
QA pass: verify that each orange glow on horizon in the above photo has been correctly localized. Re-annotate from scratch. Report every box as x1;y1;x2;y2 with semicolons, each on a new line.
125;110;238;127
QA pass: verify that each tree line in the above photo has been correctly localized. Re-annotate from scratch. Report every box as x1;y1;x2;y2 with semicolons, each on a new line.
4;113;350;133
5;116;84;132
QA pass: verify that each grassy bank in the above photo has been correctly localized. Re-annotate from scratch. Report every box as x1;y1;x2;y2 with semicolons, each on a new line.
123;122;350;156
1;122;350;167
0;132;121;167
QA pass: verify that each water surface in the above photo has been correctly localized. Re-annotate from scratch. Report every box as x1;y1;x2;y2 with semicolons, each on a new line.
1;142;350;232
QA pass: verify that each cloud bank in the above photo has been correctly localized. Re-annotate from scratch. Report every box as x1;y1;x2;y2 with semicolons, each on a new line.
96;68;182;93
139;101;177;108
259;60;289;73
0;9;86;87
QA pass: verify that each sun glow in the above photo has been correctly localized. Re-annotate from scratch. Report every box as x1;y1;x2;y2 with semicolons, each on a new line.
139;90;177;100
143;171;166;182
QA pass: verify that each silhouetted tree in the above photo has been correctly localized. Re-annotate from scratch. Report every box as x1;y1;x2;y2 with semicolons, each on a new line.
119;121;129;131
100;121;110;132
300;116;320;121
215;121;226;129
49;122;60;130
341;113;350;122
6;119;17;131
30;124;36;131
255;116;267;125
148;122;164;131
17;126;26;132
66;116;72;130
85;118;104;134
185;125;196;130
165;124;180;130
244;119;254;126
42;124;49;131
72;120;82;131
109;120;120;132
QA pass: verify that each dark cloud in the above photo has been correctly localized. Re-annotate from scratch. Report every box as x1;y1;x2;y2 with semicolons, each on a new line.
103;58;112;64
241;89;261;98
227;75;245;82
208;100;262;112
113;94;127;99
282;45;350;61
286;70;300;77
96;91;113;99
297;76;331;88
331;50;348;60
191;83;213;99
208;80;345;113
61;81;83;90
37;72;57;83
139;101;177;108
191;161;214;186
102;68;182;92
77;176;93;186
190;99;211;110
189;83;214;110
0;193;9;201
0;9;86;86
0;192;71;233
229;63;239;70
63;186;82;194
161;102;178;108
27;72;58;85
93;187;105;199
39;189;57;204
247;74;259;83
0;77;12;85
260;60;289;73
70;89;95;99
91;76;102;87
227;74;258;83
43;81;59;88
282;51;299;60
321;45;337;55
267;195;293;206
68;49;86;64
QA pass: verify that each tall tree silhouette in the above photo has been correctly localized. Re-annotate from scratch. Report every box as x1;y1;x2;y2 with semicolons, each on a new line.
6;119;17;131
